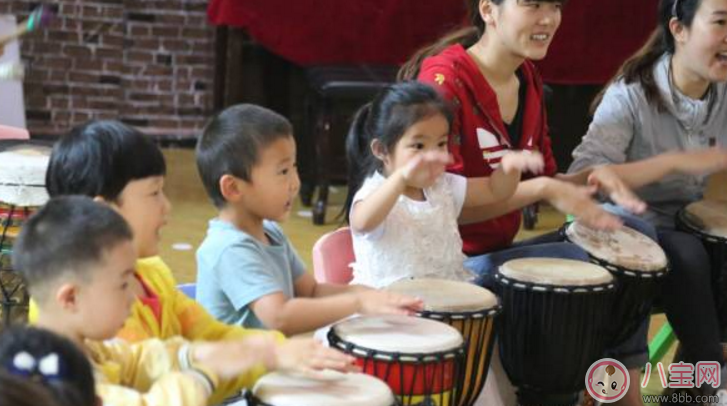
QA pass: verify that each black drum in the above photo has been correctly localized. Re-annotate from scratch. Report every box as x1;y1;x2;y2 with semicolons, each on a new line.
495;258;616;406
676;199;727;337
563;221;668;346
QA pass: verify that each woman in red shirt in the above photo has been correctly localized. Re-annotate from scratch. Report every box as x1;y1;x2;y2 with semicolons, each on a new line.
400;1;649;405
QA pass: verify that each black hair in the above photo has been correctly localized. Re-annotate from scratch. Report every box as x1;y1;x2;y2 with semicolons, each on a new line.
196;104;294;208
0;326;97;406
0;371;61;406
592;0;704;112
46;120;166;202
343;81;453;221
12;196;133;300
398;0;568;80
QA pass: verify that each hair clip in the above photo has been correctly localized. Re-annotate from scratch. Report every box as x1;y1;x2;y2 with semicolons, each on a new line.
9;352;61;381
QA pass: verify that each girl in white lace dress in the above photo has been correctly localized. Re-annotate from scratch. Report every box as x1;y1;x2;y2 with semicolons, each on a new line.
344;82;544;288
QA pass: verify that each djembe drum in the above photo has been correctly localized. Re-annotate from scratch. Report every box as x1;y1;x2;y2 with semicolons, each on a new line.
676;199;727;337
246;370;397;406
495;258;616;406
328;314;466;406
387;278;500;406
563;221;668;346
0;142;50;327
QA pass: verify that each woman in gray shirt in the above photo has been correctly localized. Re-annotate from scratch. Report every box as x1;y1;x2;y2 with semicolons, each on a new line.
569;0;727;401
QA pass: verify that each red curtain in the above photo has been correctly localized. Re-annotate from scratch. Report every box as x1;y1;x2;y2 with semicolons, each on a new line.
208;0;658;84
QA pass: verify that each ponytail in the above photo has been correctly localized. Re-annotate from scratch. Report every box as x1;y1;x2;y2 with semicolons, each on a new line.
591;29;671;113
342;103;375;223
398;27;480;81
591;0;702;114
398;0;484;81
341;82;454;223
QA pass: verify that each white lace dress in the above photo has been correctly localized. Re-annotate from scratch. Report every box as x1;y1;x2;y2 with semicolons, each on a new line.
350;171;475;288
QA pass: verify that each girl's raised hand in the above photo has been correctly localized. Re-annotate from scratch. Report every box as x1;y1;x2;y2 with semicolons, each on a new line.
401;151;451;189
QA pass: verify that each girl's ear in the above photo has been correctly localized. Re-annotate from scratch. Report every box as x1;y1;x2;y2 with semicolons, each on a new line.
371;139;387;161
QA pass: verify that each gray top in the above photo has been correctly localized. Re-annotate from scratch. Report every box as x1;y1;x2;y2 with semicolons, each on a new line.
569;54;727;228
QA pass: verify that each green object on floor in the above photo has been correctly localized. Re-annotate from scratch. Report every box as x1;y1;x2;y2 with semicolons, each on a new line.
648;321;677;364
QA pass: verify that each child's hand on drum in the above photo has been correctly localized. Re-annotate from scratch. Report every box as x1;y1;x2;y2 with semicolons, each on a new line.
192;336;359;378
273;337;360;374
544;179;623;230
587;166;646;214
357;289;424;316
401;151;450;189
191;335;281;379
500;151;545;175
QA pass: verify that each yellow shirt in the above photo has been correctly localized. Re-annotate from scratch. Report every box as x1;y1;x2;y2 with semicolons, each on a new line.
30;256;283;405
88;337;214;406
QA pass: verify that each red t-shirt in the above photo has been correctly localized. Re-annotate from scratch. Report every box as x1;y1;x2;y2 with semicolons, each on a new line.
418;44;557;255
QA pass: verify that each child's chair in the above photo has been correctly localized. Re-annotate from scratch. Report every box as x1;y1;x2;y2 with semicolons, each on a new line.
0;124;29;140
312;227;354;284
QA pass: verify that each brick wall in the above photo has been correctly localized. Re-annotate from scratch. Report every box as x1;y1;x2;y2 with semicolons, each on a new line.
0;0;215;139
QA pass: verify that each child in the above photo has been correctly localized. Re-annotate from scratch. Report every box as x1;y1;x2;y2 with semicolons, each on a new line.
0;325;99;406
17;196;357;406
195;104;423;335
344;81;544;287
36;120;296;404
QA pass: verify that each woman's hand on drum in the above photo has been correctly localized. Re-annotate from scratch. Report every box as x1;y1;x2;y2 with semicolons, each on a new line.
272;337;361;374
544;179;623;230
676;147;727;176
356;290;424;316
587;166;646;214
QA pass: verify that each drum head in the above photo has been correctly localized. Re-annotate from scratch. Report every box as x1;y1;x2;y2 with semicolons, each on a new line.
386;278;498;312
683;200;727;240
566;221;667;272
0;144;51;207
332;315;463;354
499;258;613;286
252;371;394;406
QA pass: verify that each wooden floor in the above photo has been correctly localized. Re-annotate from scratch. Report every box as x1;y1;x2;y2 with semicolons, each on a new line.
159;148;725;401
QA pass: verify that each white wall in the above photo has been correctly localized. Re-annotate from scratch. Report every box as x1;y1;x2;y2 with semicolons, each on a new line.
0;15;27;128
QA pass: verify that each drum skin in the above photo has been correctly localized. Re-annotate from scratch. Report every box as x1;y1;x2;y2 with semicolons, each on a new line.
387;278;500;406
328;315;466;406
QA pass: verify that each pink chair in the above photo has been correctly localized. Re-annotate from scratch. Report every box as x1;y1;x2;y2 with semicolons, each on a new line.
0;125;30;140
312;227;355;284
